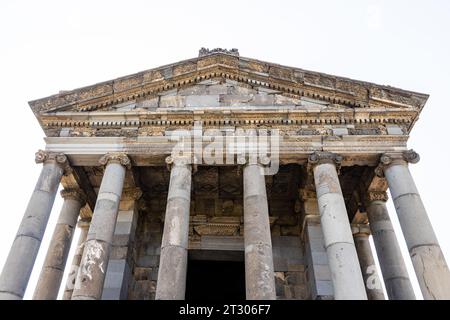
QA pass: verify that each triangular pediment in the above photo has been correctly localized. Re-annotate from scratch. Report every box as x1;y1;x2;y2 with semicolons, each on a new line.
29;50;428;117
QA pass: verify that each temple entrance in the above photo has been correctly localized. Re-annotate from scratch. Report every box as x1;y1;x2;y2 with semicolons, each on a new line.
185;250;246;300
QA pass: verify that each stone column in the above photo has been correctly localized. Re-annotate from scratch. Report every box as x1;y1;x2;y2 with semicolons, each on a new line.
33;188;86;300
71;153;130;300
0;150;69;300
380;150;450;300
62;219;90;300
102;187;141;300
352;224;385;300
308;152;367;300
366;191;415;300
243;160;276;300
155;156;192;300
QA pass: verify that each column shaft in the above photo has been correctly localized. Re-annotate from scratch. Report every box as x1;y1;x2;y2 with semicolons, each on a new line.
62;222;89;300
366;199;415;300
33;190;84;299
72;160;127;300
243;163;276;300
155;161;192;300
384;161;450;299
352;227;385;300
312;161;367;300
0;158;64;300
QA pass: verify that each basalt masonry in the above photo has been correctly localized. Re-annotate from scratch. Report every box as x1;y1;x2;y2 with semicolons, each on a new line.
1;48;448;300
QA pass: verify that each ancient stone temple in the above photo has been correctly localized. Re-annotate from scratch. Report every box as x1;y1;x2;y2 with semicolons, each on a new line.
1;48;449;300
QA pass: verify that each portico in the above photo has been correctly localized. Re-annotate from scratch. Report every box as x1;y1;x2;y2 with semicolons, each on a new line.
1;48;448;300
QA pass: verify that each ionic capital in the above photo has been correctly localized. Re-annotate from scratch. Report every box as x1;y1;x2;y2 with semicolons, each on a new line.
121;187;143;201
35;150;72;174
366;191;389;203
60;188;87;205
165;154;198;172
307;152;342;172
375;149;420;177
237;155;271;167
99;153;131;169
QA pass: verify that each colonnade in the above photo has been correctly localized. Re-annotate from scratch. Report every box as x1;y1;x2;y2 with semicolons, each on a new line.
0;150;449;300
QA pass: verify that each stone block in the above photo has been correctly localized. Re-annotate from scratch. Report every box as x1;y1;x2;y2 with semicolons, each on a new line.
101;288;121;300
308;236;326;253
250;94;275;105
314;264;332;281
113;234;131;247
274;94;301;105
185;95;220;107
316;280;334;297
115;221;133;235
137;97;159;110
178;85;207;96
310;251;329;265
137;255;160;267
219;94;252;106
285;272;304;285
287;263;305;272
332;127;349;136
284;285;294;299
306;225;324;240
208;84;228;95
134;267;152;281
229;86;257;95
293;285;308;299
159;95;185;108
110;246;129;260
386;125;403;135
272;236;301;247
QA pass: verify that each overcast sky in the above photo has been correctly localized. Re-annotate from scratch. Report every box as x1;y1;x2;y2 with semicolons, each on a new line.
0;0;449;299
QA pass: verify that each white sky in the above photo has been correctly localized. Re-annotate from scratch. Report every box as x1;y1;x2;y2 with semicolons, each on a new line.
0;0;449;300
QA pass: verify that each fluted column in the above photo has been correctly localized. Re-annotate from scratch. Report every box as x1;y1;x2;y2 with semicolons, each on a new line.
0;150;69;300
352;224;385;300
308;152;367;300
379;150;450;299
155;156;193;300
62;219;90;300
243;159;276;300
71;153;130;300
366;191;415;300
33;188;86;300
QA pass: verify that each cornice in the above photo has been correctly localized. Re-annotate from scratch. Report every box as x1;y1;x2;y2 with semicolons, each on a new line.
40;109;416;132
29;53;429;134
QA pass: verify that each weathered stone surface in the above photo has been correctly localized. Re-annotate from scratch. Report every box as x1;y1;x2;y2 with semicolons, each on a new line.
72;160;127;300
366;199;415;300
0;158;65;300
33;191;85;300
353;229;385;300
155;161;192;300
311;159;367;300
384;159;450;299
243;163;276;300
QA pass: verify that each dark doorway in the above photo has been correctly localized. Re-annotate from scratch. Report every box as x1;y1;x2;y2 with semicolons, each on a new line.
185;259;246;300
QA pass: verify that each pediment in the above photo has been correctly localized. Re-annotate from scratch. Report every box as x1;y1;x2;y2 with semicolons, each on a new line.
60;78;345;114
29;51;428;117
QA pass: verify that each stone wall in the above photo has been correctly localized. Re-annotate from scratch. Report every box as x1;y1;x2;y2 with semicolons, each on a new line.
127;206;163;300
